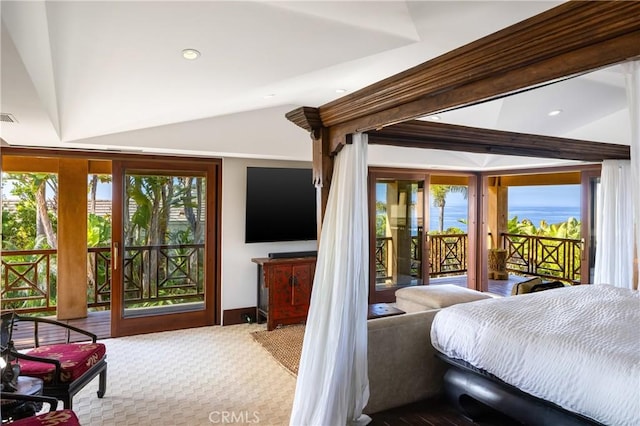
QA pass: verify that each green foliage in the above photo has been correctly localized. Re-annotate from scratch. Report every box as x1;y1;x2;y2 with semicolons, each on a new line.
429;226;466;235
2;173;58;250
375;201;387;237
508;215;581;238
88;213;112;247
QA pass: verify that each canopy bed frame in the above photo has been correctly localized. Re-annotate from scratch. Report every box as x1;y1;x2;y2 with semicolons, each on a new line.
285;1;639;424
286;1;637;205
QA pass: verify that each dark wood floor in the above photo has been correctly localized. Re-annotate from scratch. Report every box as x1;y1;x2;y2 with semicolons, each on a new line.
369;398;520;426
430;274;528;297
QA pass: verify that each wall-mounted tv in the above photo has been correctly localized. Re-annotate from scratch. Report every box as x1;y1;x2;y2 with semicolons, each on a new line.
245;167;317;243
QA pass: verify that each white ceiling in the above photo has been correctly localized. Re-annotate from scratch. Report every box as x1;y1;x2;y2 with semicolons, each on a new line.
0;1;632;170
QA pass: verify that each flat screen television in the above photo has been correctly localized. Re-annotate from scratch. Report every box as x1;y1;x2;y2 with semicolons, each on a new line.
245;167;317;243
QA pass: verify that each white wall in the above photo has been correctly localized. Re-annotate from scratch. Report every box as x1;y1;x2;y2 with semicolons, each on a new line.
221;157;317;320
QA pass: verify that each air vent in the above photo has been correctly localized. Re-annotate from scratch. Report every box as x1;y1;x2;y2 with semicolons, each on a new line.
0;113;18;123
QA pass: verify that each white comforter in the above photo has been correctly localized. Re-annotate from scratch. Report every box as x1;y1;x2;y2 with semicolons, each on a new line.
431;284;640;426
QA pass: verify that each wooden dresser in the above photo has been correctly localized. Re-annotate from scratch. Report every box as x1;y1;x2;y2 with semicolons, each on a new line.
252;256;316;331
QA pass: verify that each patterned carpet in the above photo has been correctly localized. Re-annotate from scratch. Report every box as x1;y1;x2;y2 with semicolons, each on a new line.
251;325;304;376
71;323;295;425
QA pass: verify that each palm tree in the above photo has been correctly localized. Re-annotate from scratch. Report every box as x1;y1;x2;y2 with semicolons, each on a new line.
430;185;468;232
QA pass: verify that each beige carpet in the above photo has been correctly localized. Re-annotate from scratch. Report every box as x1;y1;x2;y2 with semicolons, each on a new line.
251;325;304;376
70;323;295;425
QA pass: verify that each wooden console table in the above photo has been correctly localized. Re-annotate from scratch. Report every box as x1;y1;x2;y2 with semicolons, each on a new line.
252;256;316;331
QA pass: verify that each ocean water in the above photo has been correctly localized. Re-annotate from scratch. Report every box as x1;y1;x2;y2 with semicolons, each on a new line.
429;205;581;232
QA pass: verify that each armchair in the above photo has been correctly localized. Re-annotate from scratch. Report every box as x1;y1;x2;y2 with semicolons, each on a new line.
1;312;107;409
0;393;80;425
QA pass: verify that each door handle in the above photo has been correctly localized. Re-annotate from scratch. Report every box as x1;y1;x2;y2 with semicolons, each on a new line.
113;242;119;270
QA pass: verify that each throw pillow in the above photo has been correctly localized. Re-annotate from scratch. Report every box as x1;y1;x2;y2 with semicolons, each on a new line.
510;277;544;295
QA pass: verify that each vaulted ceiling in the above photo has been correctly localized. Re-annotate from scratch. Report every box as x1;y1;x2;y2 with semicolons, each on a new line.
0;1;632;170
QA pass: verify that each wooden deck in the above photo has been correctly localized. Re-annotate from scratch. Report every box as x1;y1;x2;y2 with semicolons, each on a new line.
429;274;529;297
8;310;111;350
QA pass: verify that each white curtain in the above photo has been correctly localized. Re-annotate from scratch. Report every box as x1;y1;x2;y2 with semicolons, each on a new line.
290;134;370;426
594;160;634;288
623;61;640;289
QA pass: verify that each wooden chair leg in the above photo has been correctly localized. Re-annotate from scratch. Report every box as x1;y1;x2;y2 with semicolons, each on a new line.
62;394;72;410
97;367;107;398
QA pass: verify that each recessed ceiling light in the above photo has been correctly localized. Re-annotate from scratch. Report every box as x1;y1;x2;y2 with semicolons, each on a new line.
335;88;347;93
263;94;276;99
427;115;441;121
548;109;563;116
182;49;200;60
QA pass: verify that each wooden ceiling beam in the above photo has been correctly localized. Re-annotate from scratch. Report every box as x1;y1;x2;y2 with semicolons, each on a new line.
366;120;630;162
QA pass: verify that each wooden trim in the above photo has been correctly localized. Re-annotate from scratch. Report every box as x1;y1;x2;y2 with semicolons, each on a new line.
110;157;222;337
368;169;431;303
482;164;601;178
223;307;256;326
2;155;110;174
499;173;581;187
467;174;480;291
2;156;59;173
430;175;469;185
581;169;600;285
1;146;221;162
211;160;223;326
285;107;322;133
366;120;629;162
301;2;640;134
88;160;111;174
479;176;491;292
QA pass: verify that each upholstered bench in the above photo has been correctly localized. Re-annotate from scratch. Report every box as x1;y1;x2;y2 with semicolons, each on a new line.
395;284;492;313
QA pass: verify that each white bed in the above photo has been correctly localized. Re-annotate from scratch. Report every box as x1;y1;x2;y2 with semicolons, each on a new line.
431;284;640;426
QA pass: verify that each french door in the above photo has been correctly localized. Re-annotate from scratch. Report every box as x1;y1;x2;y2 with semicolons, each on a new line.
369;169;430;303
110;158;220;337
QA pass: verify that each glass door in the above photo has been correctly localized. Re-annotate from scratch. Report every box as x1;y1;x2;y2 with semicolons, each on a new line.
582;170;601;284
369;170;429;303
111;159;220;337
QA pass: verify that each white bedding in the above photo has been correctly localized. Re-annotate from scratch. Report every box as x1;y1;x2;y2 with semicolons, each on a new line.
430;285;640;426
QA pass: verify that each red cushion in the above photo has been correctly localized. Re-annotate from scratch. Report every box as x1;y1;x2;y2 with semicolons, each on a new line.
20;343;106;384
10;409;80;426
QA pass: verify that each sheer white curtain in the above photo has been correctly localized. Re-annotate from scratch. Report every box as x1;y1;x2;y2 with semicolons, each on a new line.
624;61;640;289
594;160;634;288
290;134;370;426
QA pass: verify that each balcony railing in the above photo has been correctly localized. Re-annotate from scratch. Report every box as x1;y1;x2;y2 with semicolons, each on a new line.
1;243;205;313
122;244;205;307
88;247;111;309
375;232;581;284
1;249;57;313
502;233;581;284
429;233;468;276
375;233;468;281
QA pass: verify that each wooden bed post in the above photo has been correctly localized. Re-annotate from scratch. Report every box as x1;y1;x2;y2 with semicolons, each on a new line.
285;107;340;240
311;127;334;239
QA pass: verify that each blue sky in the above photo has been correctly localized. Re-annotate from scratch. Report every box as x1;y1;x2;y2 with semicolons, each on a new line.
375;184;580;208
444;184;580;207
